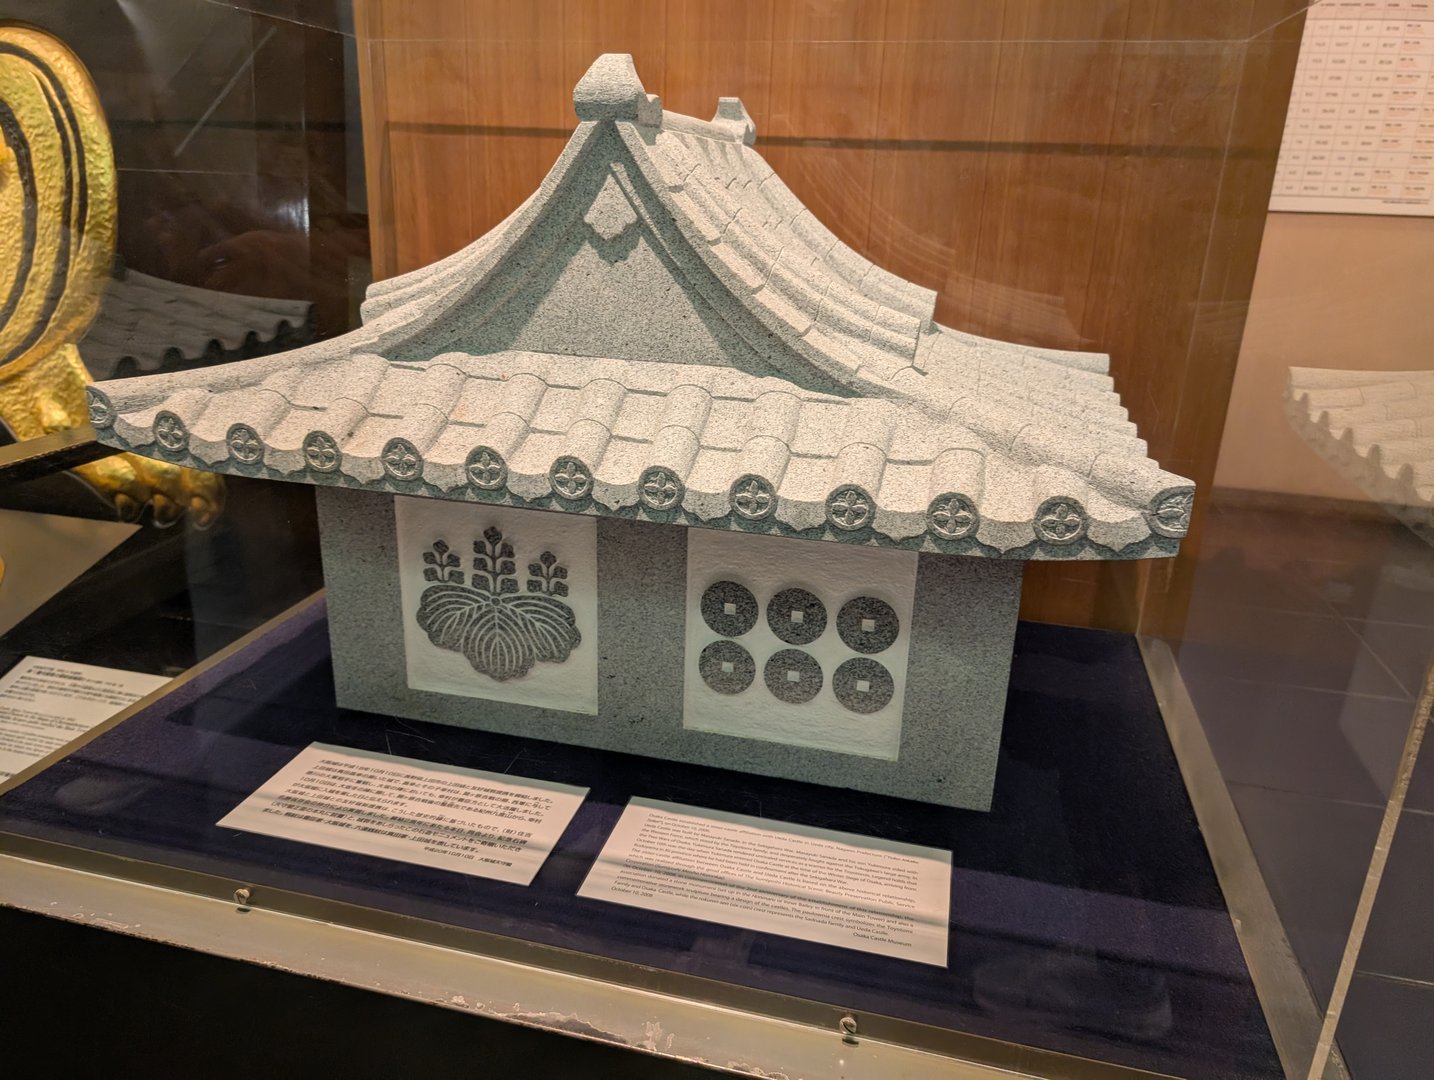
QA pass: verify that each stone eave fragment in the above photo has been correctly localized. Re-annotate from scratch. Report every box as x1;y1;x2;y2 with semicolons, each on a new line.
80;270;313;378
1286;366;1434;541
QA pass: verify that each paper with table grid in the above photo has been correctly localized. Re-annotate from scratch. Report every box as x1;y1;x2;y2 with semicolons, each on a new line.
1271;0;1434;216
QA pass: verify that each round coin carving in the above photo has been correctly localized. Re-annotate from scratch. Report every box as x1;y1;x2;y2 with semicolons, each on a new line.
764;649;823;705
927;493;979;541
639;465;684;511
226;423;264;464
836;596;900;654
465;446;508;491
833;657;894;715
303;431;341;473
701;580;758;637
699;640;755;695
766;587;826;645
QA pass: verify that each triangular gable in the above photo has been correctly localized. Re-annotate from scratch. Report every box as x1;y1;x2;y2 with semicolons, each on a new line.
336;55;935;401
372;124;805;387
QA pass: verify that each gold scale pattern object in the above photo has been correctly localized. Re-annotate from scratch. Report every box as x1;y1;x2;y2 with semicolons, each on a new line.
0;24;221;526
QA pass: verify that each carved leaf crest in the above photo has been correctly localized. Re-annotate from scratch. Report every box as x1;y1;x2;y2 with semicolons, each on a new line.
415;527;579;680
415;585;581;681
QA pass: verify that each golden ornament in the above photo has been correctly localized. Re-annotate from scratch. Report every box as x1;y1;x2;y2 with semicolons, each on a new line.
0;25;222;527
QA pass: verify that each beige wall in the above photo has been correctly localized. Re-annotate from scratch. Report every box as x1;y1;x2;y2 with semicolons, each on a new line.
1215;212;1434;500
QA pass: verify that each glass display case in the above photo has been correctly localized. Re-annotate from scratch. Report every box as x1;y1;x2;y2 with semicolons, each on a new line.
1;3;1429;1078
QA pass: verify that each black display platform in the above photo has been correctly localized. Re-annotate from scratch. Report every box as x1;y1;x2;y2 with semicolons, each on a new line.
0;601;1280;1079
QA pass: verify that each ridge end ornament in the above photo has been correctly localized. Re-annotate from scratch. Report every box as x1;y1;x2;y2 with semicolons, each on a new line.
303;431;341;473
730;474;776;521
639;465;684;511
927;493;979;541
382;437;423;482
226;423;264;465
1034;497;1088;546
550;456;593;501
826;485;872;532
465;446;508;491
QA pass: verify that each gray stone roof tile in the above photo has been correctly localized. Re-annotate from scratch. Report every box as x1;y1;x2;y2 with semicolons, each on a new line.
89;53;1192;561
91;345;1189;557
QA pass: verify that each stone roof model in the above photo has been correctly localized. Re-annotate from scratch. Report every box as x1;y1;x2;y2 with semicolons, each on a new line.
87;54;1193;560
1287;366;1434;541
80;269;313;380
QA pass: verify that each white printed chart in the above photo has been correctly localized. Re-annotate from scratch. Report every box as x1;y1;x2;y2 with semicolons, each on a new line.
1271;0;1434;215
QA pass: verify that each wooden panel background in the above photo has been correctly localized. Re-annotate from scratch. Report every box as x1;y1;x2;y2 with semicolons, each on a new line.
18;1;368;341
350;0;1305;634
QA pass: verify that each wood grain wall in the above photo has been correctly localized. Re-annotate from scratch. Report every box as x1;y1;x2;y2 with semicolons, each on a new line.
351;0;1305;635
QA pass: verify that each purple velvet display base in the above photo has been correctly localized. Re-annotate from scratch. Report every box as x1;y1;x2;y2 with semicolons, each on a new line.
0;601;1279;1079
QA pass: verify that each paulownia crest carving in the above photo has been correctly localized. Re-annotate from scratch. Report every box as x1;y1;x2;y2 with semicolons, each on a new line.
415;527;580;681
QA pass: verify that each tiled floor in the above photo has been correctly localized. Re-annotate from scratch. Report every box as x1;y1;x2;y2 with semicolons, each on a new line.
1333;974;1434;1080
1173;494;1434;1079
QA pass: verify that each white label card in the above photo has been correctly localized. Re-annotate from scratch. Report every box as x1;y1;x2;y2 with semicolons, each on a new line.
219;743;588;886
580;798;951;966
0;657;169;782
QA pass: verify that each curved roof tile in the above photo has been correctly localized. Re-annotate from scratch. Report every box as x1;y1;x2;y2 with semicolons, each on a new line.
89;53;1192;561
